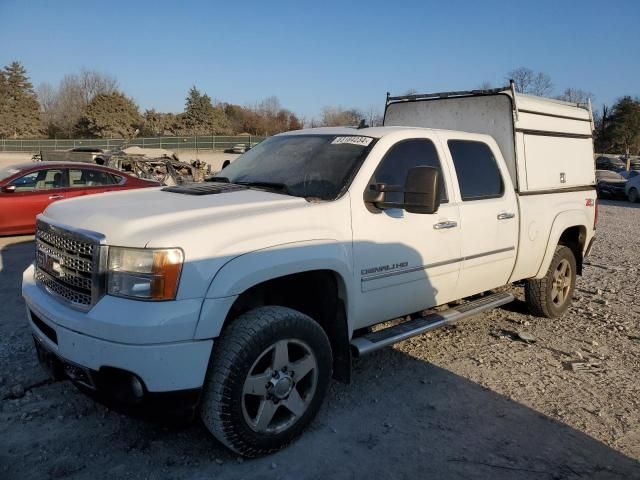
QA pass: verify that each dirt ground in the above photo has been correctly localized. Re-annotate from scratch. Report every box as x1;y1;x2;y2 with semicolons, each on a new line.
1;201;639;479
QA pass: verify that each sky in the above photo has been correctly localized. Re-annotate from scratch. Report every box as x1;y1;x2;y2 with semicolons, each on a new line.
1;0;639;120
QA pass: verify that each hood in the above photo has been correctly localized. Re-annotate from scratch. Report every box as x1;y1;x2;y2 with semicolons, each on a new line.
42;184;351;262
42;186;321;248
41;186;352;300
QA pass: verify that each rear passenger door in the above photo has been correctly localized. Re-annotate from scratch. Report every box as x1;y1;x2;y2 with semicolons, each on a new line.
443;137;519;299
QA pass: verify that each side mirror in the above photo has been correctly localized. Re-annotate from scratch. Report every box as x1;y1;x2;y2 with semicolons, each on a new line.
1;185;16;193
404;166;441;214
363;166;441;214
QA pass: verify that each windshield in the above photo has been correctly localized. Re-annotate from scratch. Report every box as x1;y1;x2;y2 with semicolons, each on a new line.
220;134;376;200
0;166;25;183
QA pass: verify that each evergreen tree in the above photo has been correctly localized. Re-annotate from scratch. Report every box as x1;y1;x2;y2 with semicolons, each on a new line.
179;86;228;135
607;97;640;155
0;61;42;137
74;91;142;138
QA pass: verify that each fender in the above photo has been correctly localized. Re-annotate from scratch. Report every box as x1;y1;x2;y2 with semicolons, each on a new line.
194;240;354;339
535;209;589;279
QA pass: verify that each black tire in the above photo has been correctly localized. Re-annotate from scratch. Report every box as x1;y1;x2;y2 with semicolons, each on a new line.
628;188;639;203
200;306;332;457
525;245;577;318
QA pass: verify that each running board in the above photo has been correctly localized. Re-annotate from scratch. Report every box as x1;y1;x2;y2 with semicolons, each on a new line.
350;292;514;356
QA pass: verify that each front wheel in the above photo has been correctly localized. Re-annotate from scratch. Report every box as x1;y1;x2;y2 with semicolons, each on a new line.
200;306;332;457
525;245;577;318
628;187;639;203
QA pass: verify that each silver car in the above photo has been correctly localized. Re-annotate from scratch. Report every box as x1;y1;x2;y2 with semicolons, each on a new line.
625;173;640;203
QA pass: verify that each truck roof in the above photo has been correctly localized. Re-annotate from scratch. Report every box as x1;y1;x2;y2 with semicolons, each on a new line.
278;125;443;139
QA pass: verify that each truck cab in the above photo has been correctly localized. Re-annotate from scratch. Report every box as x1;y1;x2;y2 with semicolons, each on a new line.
23;86;596;457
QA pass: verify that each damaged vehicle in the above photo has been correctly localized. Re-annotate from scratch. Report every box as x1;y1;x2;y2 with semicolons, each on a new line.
38;145;210;185
95;148;209;186
37;147;106;163
96;147;210;185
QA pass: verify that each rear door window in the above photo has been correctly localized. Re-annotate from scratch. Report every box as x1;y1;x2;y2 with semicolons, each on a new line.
69;169;117;187
448;140;503;201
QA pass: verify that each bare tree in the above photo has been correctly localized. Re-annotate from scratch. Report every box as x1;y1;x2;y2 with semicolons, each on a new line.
556;88;594;104
36;69;119;137
506;67;554;97
321;106;363;126
477;81;494;90
258;96;281;117
365;105;383;127
36;82;56;113
78;69;117;105
51;74;85;137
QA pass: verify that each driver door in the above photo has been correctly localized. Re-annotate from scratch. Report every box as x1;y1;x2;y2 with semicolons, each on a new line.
350;136;462;329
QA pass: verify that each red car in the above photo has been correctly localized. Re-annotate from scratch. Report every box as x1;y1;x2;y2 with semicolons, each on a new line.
0;162;160;235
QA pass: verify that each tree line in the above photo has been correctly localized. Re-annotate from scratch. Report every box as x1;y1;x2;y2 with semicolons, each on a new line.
0;62;304;139
0;61;638;154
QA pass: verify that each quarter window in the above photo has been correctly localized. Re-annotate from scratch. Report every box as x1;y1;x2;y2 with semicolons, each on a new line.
371;139;447;204
448;140;503;200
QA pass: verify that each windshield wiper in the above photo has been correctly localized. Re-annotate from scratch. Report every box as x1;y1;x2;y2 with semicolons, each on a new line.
236;181;292;196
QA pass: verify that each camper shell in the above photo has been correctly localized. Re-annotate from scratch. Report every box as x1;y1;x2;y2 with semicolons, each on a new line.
383;83;595;193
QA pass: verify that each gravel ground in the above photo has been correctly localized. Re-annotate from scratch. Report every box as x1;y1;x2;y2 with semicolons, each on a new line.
1;200;639;479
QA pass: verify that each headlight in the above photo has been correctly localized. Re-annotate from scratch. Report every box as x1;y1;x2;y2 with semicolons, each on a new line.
107;247;184;300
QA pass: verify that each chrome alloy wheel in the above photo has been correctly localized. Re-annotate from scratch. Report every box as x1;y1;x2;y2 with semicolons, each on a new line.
241;339;318;434
551;258;572;306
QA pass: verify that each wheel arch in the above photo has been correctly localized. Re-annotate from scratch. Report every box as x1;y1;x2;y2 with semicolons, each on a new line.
198;241;354;383
535;210;589;279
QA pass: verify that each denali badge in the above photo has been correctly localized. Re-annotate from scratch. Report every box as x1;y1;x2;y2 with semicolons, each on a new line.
361;262;409;276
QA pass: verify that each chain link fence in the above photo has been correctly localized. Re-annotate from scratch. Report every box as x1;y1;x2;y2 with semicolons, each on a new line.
0;135;266;153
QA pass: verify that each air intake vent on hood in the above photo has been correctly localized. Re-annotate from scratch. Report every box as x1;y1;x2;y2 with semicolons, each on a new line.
162;182;249;196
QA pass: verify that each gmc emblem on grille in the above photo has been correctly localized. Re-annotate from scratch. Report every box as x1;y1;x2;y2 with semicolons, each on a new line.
43;253;63;277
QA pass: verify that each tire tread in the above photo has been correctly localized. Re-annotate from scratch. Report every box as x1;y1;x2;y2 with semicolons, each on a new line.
201;306;331;457
525;245;575;318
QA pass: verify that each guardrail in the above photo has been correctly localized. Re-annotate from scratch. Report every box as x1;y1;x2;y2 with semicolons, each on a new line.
0;135;267;153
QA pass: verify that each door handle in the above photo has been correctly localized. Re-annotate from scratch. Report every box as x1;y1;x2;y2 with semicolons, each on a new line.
49;195;64;200
497;212;515;220
433;220;458;230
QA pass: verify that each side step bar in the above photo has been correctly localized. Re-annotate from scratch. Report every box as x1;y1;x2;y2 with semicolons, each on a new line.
350;292;514;356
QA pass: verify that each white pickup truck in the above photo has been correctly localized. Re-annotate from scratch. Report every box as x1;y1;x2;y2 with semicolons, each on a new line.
23;85;597;456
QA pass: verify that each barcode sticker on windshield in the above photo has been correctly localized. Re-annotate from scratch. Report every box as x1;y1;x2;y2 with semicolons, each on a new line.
331;136;373;147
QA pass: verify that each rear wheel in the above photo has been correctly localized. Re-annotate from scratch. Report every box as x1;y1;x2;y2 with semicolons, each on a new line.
628;188;639;203
525;245;576;318
200;306;332;457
